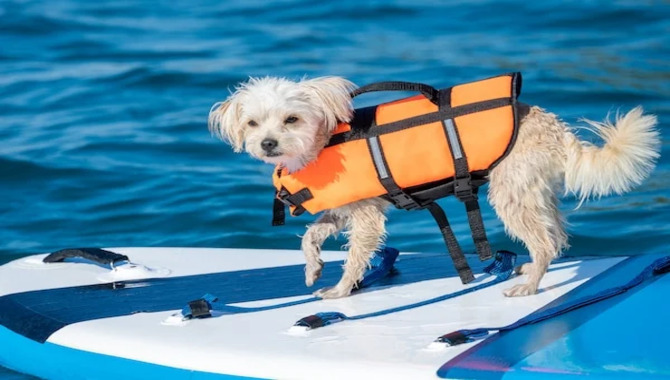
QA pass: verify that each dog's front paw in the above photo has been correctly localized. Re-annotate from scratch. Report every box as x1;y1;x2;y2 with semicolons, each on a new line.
305;262;323;287
503;283;538;297
313;285;352;299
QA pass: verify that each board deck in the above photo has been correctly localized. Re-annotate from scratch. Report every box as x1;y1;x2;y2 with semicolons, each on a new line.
0;247;667;379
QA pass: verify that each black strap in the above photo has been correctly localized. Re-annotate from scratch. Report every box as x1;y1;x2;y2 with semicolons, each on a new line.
453;173;492;262
426;202;475;284
278;188;313;209
294;314;328;329
272;191;286;226
406;176;489;204
452;175;492;262
43;248;129;265
404;177;491;261
351;81;439;105
187;299;212;319
272;187;312;223
465;196;492;261
439;91;493;262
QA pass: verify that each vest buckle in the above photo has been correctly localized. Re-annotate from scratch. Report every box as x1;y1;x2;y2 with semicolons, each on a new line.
277;188;313;207
388;190;422;210
454;176;476;202
277;188;294;206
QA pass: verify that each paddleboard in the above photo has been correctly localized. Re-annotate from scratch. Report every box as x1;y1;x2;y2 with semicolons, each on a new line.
0;247;668;379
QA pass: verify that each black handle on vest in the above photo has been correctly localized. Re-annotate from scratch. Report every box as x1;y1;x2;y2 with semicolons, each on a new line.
43;248;129;265
350;81;439;105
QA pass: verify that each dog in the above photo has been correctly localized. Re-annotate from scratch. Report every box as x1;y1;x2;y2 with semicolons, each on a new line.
208;76;660;299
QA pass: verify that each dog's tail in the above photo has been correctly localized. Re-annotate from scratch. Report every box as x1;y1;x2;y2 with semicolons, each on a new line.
564;106;660;205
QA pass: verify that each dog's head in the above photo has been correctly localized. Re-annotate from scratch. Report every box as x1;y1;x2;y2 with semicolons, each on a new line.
209;76;356;172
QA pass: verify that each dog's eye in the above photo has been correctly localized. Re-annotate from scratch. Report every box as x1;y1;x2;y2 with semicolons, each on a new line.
284;116;298;124
247;120;258;127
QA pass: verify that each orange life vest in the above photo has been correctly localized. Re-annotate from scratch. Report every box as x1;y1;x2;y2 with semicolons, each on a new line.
272;73;523;284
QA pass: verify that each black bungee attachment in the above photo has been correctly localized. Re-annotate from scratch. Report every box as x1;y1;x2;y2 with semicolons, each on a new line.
43;248;129;266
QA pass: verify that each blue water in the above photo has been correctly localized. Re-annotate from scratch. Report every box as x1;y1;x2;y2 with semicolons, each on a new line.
1;0;669;378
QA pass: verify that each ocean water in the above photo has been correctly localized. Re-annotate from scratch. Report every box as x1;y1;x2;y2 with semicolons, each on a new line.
0;0;669;378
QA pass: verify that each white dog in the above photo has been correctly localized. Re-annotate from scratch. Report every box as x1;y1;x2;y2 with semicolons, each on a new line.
208;76;660;299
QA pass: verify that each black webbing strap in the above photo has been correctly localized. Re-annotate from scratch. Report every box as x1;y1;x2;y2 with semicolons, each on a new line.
278;188;312;208
407;176;488;204
439;90;492;261
351;81;440;105
276;187;312;217
465;194;492;260
426;202;475;284
272;191;286;226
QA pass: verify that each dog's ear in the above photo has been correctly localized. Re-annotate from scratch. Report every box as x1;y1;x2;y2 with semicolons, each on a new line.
208;96;244;152
300;76;357;132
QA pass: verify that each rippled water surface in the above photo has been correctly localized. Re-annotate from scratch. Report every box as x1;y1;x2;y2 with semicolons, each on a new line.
1;0;669;378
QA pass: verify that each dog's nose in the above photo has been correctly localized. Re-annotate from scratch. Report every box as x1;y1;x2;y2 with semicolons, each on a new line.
261;138;278;152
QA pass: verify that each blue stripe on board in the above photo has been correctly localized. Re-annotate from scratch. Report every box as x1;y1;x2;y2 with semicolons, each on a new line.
437;254;662;379
507;273;670;379
0;326;259;380
0;251;506;343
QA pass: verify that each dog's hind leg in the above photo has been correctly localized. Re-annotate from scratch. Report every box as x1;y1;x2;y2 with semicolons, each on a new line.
488;107;569;296
489;171;567;296
314;200;387;299
489;166;568;296
302;211;346;287
495;187;565;297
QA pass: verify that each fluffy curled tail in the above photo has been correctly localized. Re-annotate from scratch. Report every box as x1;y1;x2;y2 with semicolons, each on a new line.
564;106;660;204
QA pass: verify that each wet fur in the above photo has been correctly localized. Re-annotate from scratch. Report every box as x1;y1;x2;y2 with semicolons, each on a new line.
209;76;660;299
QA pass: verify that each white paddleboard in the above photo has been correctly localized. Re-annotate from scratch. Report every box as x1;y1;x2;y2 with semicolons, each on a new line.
0;247;667;379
